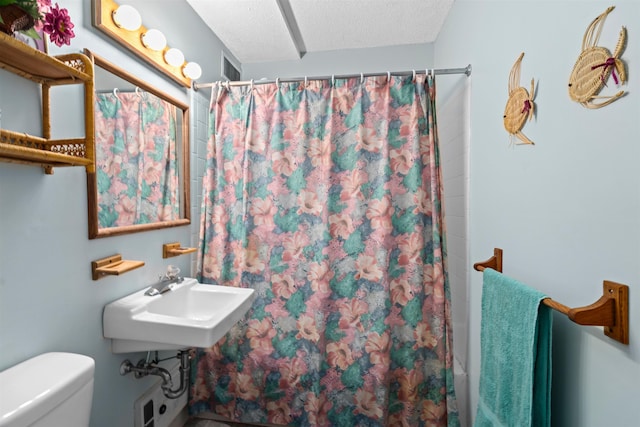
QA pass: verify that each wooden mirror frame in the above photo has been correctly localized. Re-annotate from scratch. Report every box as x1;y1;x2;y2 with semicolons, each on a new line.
85;49;190;239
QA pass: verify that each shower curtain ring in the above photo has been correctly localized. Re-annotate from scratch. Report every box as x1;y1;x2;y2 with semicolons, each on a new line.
304;76;308;87
215;84;221;102
331;75;335;86
360;72;364;84
276;77;280;86
387;71;391;82
250;79;254;91
412;70;416;82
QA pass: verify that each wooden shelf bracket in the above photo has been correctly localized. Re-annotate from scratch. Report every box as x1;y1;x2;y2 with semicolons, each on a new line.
91;254;144;280
162;242;197;259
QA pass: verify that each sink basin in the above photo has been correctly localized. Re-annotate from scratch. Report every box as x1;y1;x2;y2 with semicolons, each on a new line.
103;278;255;353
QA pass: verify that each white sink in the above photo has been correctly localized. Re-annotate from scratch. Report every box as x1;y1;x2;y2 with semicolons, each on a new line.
103;278;255;353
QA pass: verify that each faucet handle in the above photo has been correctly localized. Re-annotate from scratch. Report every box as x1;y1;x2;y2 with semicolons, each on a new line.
166;265;180;279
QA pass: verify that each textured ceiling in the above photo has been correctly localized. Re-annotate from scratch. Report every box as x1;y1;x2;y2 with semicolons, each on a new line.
186;0;454;64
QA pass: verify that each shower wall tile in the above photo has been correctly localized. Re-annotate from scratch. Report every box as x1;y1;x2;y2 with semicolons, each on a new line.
436;79;470;427
190;91;210;277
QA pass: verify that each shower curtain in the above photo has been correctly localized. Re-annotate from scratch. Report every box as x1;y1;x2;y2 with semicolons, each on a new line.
94;91;179;227
191;74;458;427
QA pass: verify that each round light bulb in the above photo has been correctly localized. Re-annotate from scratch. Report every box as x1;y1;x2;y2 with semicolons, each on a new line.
182;62;202;80
112;5;141;31
141;29;167;51
164;48;185;67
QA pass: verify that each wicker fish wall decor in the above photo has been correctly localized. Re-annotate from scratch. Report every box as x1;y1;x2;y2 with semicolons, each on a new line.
568;6;627;109
504;52;536;145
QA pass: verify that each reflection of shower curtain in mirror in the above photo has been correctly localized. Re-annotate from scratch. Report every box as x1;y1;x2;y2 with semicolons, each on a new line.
94;91;179;228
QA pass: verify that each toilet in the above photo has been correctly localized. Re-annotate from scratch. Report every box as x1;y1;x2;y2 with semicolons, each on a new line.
0;352;95;427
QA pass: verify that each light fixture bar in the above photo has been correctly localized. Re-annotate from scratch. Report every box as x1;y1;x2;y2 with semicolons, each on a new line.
164;48;185;67
141;29;167;51
112;5;141;31
183;62;202;80
93;0;192;87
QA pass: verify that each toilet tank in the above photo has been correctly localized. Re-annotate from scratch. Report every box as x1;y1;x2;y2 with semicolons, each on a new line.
0;352;95;427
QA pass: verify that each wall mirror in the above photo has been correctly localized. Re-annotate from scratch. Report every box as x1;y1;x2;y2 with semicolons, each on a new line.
85;49;190;239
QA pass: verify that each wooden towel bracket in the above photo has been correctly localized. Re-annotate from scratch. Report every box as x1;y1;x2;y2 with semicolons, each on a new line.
474;248;629;345
91;254;145;281
162;242;197;258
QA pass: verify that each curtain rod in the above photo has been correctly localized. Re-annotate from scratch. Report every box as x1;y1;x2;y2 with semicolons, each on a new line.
193;64;472;91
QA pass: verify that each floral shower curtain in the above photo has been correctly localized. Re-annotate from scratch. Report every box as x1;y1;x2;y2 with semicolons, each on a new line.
191;74;458;426
94;91;179;228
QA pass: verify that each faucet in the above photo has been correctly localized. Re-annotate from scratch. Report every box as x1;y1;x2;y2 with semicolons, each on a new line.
145;266;183;296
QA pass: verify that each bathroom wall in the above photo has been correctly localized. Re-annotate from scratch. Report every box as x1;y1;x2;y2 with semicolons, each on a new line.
0;1;233;426
435;1;639;426
242;43;434;80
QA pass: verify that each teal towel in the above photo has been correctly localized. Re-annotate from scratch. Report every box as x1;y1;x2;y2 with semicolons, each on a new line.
474;268;553;427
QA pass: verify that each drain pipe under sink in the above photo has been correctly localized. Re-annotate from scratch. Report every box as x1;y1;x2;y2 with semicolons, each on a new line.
120;349;191;399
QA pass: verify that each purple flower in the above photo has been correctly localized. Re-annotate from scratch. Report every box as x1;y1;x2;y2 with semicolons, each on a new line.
42;3;74;47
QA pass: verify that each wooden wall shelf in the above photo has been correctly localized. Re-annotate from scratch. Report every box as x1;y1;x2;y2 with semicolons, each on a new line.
92;254;144;280
0;32;95;174
162;242;197;258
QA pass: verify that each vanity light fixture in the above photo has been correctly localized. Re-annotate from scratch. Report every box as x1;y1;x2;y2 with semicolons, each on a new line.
111;5;141;31
164;48;185;67
141;28;167;51
182;62;202;80
93;0;202;87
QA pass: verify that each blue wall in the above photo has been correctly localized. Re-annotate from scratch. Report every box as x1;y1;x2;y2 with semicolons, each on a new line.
435;1;639;426
0;1;228;426
242;43;434;79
